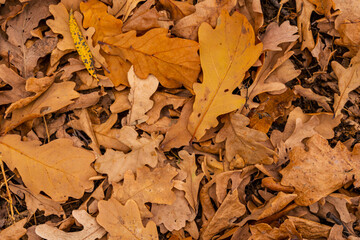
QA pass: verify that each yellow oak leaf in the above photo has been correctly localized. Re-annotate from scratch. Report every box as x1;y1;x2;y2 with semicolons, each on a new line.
188;11;263;140
0;135;96;202
332;50;360;117
97;198;158;239
101;28;200;89
113;165;178;218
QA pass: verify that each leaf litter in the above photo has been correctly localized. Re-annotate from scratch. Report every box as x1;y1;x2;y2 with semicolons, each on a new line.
0;0;360;239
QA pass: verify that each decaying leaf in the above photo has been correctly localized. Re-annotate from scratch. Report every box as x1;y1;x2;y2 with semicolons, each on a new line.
101;27;200;89
188;11;263;140
35;210;106;240
126;66;159;125
0;135;96;202
97;198;159;239
113;165;177;218
95;126;163;182
260;21;299;51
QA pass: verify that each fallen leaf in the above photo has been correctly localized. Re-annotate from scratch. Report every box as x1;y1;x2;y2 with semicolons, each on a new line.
126;66;159;125
237;0;263;33
280;134;358;206
216;113;276;168
113;165;177;218
110;89;131;114
188;11;263;140
174;150;204;210
137;116;175;134
331;51;360;117
9;183;64;217
308;0;335;19
97;198;159;239
101;28;200;89
201;189;246;240
0;219;27;240
172;0;236;40
159;0;195;21
296;0;316;50
1;81;79;133
249;220;301;240
95;126;163;182
35;210;106;240
293;85;331;111
0;135;96;201
260;21;299;51
161;99;193;151
287;216;331;239
151;189;194;231
0;64;30;105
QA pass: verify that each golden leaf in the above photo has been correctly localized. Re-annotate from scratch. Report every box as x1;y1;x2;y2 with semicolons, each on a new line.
188;11;263;140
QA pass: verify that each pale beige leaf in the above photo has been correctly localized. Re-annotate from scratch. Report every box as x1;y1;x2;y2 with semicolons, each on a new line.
97;198;158;240
332;51;360;117
0;135;96;201
293;85;331;111
95;126;163;182
1;81;79;134
0;219;27;240
260;21;299;51
127;66;159;125
9;184;64;217
35;210;106;240
110;89;131;114
113;165;177;218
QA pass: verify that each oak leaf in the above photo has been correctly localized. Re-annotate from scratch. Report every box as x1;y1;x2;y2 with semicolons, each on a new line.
188;11;263;140
95;126;163;182
237;0;263;33
1;81;80;134
110;89;131;114
0;219;27;240
113;165;177;218
331;51;360;117
0;135;96;202
97;198;159;240
127;66;159;125
280;134;360;206
35;210;106;240
172;0;236;40
308;0;335;19
159;0;195;21
9;183;64;217
260;21;299;51
216;113;276;168
101;28;200;89
296;0;316;50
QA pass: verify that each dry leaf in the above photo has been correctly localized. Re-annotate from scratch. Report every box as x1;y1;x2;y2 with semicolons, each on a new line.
9;183;64;217
174;150;204;210
293;85;331;111
216;113;276;168
331;51;360;117
110;89;131;114
113;165;177;218
1;81;79;133
97;198;159;240
201;189;246;240
308;0;335;19
126;66;159;125
188;11;263;140
287;216;331;238
35;210;106;240
172;0;236;40
260;21;299;51
296;0;316;50
101;28;200;89
0;219;27;240
159;0;195;21
95;126;163;182
0;135;96;202
280;134;359;206
237;0;263;33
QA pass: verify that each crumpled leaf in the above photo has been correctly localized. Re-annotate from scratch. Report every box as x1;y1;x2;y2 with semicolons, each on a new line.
110;89;131;114
188;11;263;140
151;189;194;231
296;0;316;50
308;0;335;19
95;126;163;182
260;21;299;51
216;113;276;168
1;81;79;134
9;183;64;217
97;198;158;240
35;210;106;240
174;150;204;210
0;135;96;202
0;219;27;240
331;51;360;117
101;27;200;89
126;66;159;125
250;220;301;240
280;134;360;206
172;0;236;40
0;64;30;105
159;0;195;21
293;85;331;111
287;216;331;239
113;165;177;218
237;0;263;33
201;189;246;240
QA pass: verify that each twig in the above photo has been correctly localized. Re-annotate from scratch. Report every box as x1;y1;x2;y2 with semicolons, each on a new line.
0;154;15;222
